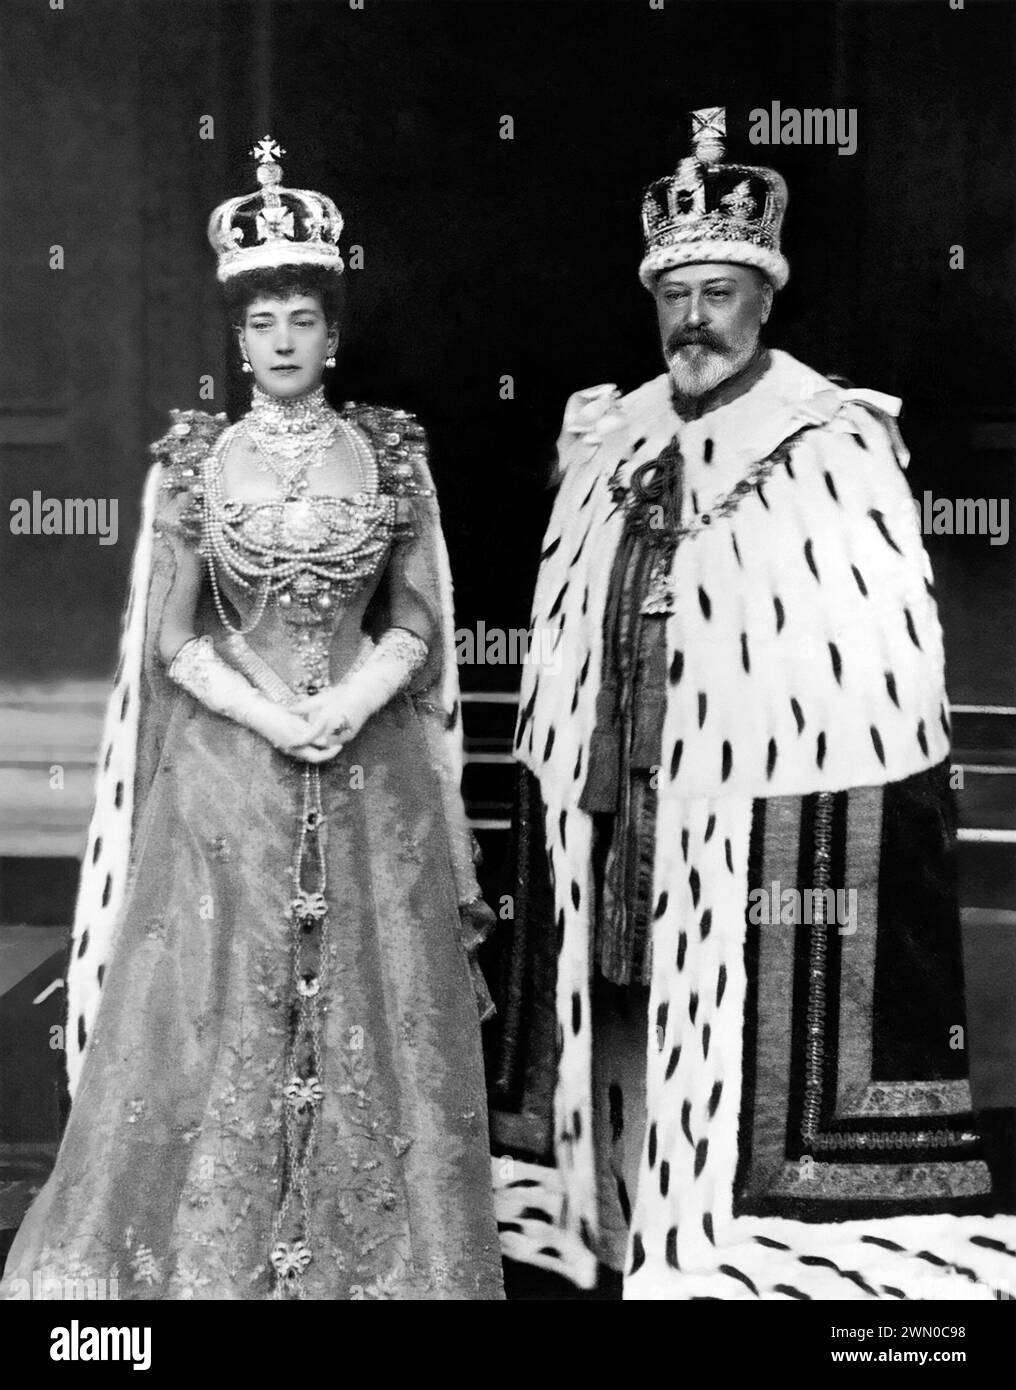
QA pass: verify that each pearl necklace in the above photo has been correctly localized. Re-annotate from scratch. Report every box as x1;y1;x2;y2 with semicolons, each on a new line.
244;385;340;494
200;422;394;637
246;384;336;445
243;386;378;500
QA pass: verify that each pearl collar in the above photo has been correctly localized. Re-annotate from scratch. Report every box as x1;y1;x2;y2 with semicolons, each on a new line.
247;384;335;436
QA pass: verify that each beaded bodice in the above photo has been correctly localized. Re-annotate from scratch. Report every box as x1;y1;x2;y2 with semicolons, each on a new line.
155;399;432;693
228;494;387;554
203;425;395;606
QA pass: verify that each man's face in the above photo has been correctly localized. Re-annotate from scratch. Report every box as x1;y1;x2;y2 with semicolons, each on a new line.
654;264;772;397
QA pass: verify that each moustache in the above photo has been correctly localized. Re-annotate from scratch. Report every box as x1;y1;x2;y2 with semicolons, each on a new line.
666;329;727;355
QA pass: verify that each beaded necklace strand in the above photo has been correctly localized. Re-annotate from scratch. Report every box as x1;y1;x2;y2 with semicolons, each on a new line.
201;409;390;638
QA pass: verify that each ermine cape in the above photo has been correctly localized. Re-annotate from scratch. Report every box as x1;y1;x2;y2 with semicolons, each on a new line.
495;350;1016;1299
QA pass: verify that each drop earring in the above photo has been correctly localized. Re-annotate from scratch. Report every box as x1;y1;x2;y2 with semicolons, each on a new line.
241;358;253;374
325;355;336;369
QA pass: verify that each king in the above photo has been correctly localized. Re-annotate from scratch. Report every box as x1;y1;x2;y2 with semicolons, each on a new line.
493;107;1016;1300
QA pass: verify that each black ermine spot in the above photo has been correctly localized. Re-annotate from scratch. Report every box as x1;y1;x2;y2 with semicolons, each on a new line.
870;508;903;555
548;584;568;619
681;1101;693;1145
804;540;820;581
708;1080;723;1117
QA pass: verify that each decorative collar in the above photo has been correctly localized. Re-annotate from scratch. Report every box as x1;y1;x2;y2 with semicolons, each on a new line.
669;345;773;422
246;384;335;435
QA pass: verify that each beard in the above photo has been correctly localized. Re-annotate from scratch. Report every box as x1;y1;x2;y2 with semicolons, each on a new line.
664;324;760;397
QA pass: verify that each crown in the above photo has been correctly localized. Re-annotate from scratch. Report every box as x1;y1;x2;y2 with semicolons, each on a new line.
639;107;789;291
207;136;345;283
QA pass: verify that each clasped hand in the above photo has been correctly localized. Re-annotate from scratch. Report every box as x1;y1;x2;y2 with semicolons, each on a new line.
255;684;361;763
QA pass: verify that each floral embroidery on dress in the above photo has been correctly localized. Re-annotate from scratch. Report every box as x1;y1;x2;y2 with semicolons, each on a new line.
127;1239;161;1288
168;1260;211;1300
3;397;503;1302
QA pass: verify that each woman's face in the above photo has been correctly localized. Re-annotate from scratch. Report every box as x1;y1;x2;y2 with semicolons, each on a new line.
238;293;338;399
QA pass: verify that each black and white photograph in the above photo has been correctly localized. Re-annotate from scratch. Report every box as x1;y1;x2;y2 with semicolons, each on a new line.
0;0;1014;1352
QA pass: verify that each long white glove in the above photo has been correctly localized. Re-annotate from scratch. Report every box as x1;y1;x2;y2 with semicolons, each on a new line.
167;634;334;760
291;628;428;747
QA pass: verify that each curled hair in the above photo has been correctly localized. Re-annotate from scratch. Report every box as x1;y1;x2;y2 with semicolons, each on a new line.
222;264;345;327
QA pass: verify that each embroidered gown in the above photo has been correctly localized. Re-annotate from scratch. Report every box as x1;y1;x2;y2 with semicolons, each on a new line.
2;401;504;1301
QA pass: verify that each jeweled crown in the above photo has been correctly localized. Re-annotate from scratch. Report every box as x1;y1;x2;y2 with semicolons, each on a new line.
208;137;345;283
639;107;789;291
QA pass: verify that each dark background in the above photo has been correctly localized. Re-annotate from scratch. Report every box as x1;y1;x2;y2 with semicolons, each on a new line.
1;0;1014;701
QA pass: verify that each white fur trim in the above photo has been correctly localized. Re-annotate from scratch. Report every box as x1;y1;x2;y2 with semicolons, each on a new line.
492;1157;597;1287
501;351;1016;1296
216;243;344;281
65;463;160;1097
639;240;789;291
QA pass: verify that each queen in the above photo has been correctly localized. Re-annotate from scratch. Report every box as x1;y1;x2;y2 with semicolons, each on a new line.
2;138;504;1301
